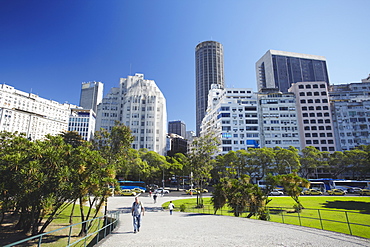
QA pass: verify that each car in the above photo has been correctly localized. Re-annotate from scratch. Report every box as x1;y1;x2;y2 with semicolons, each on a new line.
359;189;370;196
195;188;209;193
327;189;346;195
185;189;200;195
131;188;145;194
347;187;362;194
154;188;169;194
269;189;284;196
120;189;137;196
303;189;323;195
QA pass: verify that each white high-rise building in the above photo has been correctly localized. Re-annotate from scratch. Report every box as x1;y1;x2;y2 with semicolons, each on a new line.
200;84;259;155
330;75;370;150
68;108;96;141
289;81;336;152
0;84;76;140
96;73;167;155
258;89;301;150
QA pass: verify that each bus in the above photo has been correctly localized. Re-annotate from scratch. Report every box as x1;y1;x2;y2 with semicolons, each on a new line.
308;182;326;192
331;180;370;190
309;179;370;191
118;181;146;192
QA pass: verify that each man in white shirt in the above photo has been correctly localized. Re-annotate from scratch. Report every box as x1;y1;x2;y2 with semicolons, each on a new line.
131;196;145;233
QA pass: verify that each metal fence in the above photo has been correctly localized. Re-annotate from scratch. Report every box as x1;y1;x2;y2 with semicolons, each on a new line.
4;211;120;247
180;205;370;238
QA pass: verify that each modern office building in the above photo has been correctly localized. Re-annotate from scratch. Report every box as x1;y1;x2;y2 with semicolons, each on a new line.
330;74;370;150
0;84;75;140
289;81;336;152
79;81;103;114
95;73;167;155
256;50;329;93
167;133;188;156
258;88;301;150
200;84;259;155
168;120;186;138
195;40;224;136
68;108;96;141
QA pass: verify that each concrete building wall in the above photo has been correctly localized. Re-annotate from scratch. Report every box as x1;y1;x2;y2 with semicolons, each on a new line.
0;84;75;140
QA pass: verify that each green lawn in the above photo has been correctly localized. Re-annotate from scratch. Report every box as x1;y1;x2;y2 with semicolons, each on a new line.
162;196;370;239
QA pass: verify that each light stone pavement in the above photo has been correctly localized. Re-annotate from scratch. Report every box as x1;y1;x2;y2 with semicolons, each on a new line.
96;195;370;247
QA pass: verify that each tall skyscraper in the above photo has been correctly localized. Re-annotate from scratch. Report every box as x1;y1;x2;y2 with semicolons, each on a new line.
95;73;167;155
79;81;103;113
256;50;329;93
195;40;224;136
168;120;186;138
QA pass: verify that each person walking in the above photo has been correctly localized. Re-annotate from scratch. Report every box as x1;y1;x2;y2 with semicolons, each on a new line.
131;197;145;233
153;193;158;203
168;201;175;215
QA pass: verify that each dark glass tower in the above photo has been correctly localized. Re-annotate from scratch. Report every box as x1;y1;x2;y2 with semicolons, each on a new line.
168;120;186;138
195;41;224;136
256;50;329;93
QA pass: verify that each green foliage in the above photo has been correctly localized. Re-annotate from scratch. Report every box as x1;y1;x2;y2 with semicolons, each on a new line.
277;173;309;211
211;175;269;218
0;131;112;235
179;204;186;212
188;133;219;207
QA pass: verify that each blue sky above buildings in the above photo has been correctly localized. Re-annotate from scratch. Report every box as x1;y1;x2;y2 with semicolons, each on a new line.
1;0;369;132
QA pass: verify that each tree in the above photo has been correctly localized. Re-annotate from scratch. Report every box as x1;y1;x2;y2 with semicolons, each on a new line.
327;151;348;178
188;133;219;207
140;150;170;187
273;146;300;174
344;149;368;179
277;173;309;211
211;175;269;219
299;146;324;178
247;147;275;181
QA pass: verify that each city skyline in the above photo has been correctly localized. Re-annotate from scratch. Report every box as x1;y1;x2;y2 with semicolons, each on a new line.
1;0;369;132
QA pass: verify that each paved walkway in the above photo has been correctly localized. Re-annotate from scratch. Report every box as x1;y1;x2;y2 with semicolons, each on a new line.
96;195;370;247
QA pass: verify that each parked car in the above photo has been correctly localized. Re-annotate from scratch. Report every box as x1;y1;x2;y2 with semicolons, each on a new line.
359;189;370;196
327;189;346;195
121;189;137;196
347;187;362;194
131;188;145;194
269;189;284;196
303;189;323;195
154;188;169;194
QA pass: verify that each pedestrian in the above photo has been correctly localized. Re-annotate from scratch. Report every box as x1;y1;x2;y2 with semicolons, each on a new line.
168;201;175;215
153;193;158;203
149;191;152;197
131;197;145;233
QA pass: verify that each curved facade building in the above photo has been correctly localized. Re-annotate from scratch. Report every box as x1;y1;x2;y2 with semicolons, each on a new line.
195;41;224;136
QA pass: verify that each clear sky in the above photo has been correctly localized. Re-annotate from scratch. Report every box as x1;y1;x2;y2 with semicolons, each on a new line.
1;0;369;132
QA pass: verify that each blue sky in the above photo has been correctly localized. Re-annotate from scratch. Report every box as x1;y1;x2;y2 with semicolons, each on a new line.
1;0;369;132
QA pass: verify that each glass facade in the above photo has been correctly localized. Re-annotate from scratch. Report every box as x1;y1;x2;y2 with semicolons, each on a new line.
272;55;329;92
